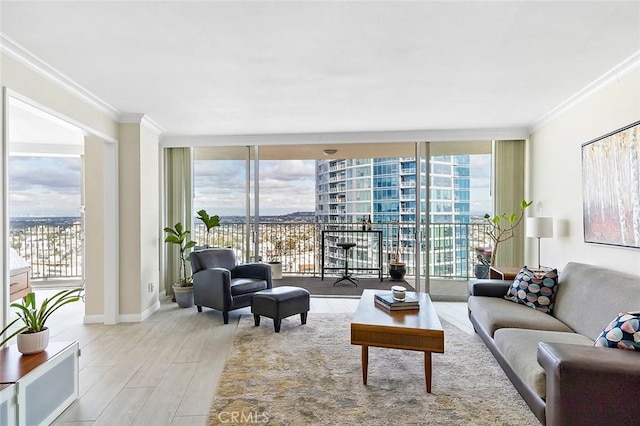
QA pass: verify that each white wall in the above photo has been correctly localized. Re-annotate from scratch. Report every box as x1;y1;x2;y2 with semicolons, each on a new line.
2;52;159;323
527;67;640;276
139;123;160;314
118;121;160;319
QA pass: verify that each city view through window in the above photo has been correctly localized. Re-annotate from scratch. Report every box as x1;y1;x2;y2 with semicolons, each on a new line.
9;153;493;283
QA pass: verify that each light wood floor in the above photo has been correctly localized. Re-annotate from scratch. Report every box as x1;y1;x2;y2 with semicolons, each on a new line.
26;291;474;425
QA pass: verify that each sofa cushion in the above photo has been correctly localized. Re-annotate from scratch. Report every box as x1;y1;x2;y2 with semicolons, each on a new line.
594;312;640;350
553;262;640;340
504;266;559;314
494;328;594;399
468;296;573;337
230;278;268;296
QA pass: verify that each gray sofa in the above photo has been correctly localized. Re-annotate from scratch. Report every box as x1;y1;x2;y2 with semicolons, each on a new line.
468;262;640;426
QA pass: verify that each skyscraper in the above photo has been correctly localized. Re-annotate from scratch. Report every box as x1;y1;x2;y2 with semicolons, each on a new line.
316;155;470;277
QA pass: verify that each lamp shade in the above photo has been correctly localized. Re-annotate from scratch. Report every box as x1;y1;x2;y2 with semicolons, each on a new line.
526;217;554;238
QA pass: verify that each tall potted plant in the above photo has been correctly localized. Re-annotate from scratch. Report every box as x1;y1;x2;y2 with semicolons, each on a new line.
0;288;83;354
484;200;532;266
164;222;197;308
196;209;220;248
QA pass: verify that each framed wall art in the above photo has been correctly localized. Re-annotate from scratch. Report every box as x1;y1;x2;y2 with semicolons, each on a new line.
582;120;640;248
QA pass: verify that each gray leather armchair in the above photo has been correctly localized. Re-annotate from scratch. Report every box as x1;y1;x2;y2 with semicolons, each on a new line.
190;248;272;324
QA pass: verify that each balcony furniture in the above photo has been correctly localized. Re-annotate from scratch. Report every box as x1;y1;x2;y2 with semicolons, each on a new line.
468;262;640;425
251;286;310;333
320;230;383;281
334;242;358;286
190;248;272;324
0;341;79;426
351;290;444;393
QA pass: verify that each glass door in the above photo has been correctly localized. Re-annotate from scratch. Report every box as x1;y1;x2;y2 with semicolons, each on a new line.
192;146;255;262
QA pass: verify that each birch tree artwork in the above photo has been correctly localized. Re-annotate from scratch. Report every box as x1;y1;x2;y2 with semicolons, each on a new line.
582;121;640;248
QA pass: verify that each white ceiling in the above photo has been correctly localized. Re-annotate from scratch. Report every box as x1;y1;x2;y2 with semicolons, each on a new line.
1;1;639;140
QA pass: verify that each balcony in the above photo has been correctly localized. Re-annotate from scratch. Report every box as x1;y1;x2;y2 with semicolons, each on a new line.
9;220;494;284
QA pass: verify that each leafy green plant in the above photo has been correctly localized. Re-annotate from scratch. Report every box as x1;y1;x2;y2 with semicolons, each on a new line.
196;209;220;247
164;222;197;286
484;200;532;266
0;288;83;347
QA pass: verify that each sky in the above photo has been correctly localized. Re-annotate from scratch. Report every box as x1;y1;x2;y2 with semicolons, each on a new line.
9;156;82;217
9;154;492;218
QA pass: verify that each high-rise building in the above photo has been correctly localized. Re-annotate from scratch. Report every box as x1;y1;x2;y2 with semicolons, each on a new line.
316;156;470;277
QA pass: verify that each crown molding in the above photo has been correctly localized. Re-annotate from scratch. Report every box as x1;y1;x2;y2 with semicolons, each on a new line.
530;49;640;133
0;33;121;120
118;113;145;124
161;127;529;148
119;113;164;135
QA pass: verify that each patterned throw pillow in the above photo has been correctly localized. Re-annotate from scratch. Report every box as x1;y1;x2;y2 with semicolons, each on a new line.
594;312;640;350
504;266;559;314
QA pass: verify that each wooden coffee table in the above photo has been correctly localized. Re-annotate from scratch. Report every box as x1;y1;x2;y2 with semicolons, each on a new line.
350;289;444;392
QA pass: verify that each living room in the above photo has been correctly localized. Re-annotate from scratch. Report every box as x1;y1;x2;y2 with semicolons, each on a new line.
1;1;639;425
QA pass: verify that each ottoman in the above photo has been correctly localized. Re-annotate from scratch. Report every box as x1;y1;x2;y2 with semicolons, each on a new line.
251;286;310;332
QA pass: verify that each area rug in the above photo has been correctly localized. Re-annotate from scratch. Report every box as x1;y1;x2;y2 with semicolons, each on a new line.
208;314;539;425
273;276;414;297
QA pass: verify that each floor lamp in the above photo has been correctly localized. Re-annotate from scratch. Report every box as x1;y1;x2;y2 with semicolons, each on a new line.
526;217;554;270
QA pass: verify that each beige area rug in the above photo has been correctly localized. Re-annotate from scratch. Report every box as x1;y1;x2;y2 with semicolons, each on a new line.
209;314;540;426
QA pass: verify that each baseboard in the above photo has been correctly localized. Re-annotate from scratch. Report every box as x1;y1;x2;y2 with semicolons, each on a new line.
83;314;104;324
82;300;161;324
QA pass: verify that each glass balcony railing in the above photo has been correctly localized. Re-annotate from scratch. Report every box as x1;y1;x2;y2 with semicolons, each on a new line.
9;220;494;282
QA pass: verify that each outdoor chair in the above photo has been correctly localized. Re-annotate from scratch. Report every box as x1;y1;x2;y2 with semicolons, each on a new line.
190;248;272;324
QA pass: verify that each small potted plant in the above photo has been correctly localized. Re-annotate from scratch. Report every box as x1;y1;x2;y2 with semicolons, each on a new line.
0;287;83;354
389;253;407;281
265;237;284;280
196;209;220;248
164;222;197;308
389;224;406;281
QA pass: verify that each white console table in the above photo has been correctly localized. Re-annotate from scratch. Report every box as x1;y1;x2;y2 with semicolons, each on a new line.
0;341;79;426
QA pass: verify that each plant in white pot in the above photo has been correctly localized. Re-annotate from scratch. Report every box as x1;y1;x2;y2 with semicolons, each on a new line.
265;236;285;280
164;222;197;308
0;287;83;354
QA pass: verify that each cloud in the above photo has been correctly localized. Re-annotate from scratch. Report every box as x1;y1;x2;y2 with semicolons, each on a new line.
469;154;492;215
194;159;316;216
9;156;82;217
11;155;492;218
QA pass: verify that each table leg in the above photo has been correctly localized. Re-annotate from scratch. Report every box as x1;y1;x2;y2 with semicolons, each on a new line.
424;351;432;393
361;345;369;384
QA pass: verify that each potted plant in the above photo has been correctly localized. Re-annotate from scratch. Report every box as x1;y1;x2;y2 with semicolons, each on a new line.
265;237;284;280
164;222;197;308
484;200;532;266
389;223;406;281
0;287;83;354
389;252;407;281
196;209;220;248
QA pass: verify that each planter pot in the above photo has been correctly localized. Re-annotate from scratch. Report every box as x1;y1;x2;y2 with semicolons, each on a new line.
474;264;489;279
268;262;283;280
389;262;407;281
173;284;194;308
17;328;50;355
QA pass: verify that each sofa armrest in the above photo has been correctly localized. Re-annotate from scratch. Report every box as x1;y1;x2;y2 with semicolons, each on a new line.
467;279;511;297
538;342;640;426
